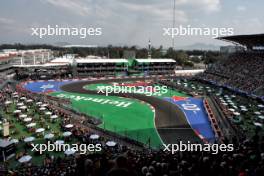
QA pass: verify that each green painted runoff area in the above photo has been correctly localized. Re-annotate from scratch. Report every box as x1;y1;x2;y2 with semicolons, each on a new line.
50;92;163;148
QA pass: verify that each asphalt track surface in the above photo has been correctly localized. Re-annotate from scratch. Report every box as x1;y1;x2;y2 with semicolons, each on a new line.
61;78;202;144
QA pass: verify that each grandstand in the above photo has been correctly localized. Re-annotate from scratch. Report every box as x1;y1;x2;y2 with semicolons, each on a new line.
14;64;71;80
75;58;129;77
12;55;178;79
133;59;176;75
196;34;264;100
0;53;14;81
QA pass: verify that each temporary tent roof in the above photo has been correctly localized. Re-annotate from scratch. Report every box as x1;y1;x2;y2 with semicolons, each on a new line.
135;59;176;63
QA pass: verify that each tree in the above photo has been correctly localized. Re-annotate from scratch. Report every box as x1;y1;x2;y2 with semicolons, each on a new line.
151;46;162;58
175;51;188;65
189;56;201;63
183;61;194;67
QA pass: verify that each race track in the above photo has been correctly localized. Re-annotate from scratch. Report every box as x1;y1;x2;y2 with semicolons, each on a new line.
60;78;202;144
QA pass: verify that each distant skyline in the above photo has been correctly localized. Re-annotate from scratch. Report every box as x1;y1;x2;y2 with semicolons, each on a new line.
0;0;264;49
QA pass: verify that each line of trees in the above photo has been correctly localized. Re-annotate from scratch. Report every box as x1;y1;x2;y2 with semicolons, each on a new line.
0;43;222;66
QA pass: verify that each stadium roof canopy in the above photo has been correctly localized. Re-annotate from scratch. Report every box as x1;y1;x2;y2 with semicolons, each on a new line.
50;57;129;64
13;63;69;67
75;59;128;63
62;45;97;48
135;59;176;63
217;34;264;49
50;57;73;64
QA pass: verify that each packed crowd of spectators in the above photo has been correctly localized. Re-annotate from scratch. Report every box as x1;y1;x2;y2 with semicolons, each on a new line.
3;134;264;176
196;52;264;96
15;66;71;80
0;84;13;103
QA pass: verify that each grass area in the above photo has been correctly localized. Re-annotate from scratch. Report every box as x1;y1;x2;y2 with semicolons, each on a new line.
50;91;163;148
2;104;63;138
0;102;67;167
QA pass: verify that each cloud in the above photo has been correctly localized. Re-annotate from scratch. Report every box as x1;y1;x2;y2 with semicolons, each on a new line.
236;6;246;12
43;0;92;16
231;17;264;35
2;0;263;47
0;17;28;35
117;1;188;23
176;0;221;12
0;17;14;24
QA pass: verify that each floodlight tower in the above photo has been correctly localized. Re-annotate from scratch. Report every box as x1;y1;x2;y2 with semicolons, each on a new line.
148;39;151;59
172;0;176;49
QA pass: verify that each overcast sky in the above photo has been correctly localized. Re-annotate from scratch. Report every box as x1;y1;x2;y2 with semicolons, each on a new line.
0;0;263;48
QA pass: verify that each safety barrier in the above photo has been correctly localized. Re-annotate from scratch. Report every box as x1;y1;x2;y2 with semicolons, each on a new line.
203;98;224;143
